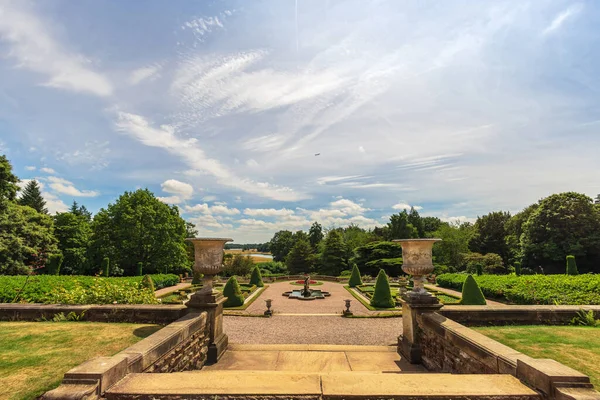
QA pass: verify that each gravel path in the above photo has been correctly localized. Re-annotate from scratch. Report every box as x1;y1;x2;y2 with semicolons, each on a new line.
244;281;391;316
224;315;402;346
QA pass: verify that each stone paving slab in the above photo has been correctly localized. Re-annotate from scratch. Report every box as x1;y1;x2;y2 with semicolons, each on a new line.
228;344;398;352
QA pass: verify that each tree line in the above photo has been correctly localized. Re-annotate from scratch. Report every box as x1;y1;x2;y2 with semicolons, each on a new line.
0;155;193;276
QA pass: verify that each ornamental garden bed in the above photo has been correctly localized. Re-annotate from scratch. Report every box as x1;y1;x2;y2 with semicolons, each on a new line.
436;273;600;305
354;284;460;305
289;280;324;286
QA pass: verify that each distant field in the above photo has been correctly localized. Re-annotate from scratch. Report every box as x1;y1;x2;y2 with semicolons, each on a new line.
224;249;273;263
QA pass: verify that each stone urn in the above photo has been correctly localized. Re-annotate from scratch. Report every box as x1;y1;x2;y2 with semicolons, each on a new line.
187;238;232;295
393;239;441;294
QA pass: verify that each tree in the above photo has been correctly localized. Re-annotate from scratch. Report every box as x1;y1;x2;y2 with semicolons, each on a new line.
70;201;92;222
407;207;424;238
353;241;403;276
0;155;19;204
463;252;505;275
88;189;189;276
269;230;294;262
422;217;444;236
566;255;578;276
460;275;487;305
387;211;418;240
18;180;47;214
54;211;92;275
320;230;348;276
370;269;395;308
348;263;363;287
308;222;324;250
469;211;511;266
223;276;244;307
340;224;375;263
0;202;58;274
432;222;474;269
595;194;600;204
286;237;313;274
223;255;254;277
521;192;600;273
505;203;539;266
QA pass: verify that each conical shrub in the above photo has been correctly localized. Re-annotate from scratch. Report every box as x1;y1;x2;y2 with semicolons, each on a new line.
223;276;245;307
460;275;487;305
370;269;395;308
348;263;363;287
249;266;264;287
566;255;578;275
140;274;155;292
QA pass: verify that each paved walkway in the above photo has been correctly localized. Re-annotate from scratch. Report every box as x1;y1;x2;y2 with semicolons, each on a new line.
424;284;505;306
154;282;191;298
224;315;402;346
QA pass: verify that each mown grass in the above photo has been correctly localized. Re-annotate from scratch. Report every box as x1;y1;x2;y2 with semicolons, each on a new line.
0;322;161;400
474;325;600;388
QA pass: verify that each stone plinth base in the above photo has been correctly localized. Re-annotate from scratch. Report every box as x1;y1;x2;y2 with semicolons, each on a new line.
399;291;443;364
187;291;228;363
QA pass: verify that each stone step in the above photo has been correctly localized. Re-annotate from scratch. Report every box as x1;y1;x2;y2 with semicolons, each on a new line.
106;371;541;400
228;343;398;352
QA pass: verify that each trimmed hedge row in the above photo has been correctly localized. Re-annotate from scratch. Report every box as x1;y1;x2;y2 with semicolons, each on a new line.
0;274;179;304
436;273;600;305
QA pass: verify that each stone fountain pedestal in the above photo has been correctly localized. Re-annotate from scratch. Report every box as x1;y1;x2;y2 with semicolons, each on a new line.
394;238;444;364
186;238;232;363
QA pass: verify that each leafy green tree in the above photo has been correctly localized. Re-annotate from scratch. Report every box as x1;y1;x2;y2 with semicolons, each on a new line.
422;217;444;236
308;222;324;250
223;276;245;307
370;269;395;308
88;189;189;276
505;203;539;266
348;263;363;287
469;211;511;267
286;237;313;274
353;241;403;276
460;275;487;305
223;254;254;276
320;230;348;276
432;222;474;269
463;252;504;274
566;255;578;275
249;266;264;287
70;201;92;222
340;224;375;263
53;211;92;275
0;155;19;205
407;207;424;238
269;230;294;262
387;211;418;240
521;192;600;273
18;180;47;214
0;202;58;274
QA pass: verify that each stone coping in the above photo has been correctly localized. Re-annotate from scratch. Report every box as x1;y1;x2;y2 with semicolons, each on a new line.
439;305;600;325
106;371;539;399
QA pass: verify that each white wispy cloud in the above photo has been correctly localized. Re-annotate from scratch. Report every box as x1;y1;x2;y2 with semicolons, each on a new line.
542;4;583;36
243;208;295;217
39;167;56;174
46;176;99;197
392;203;422;211
25;166;36;171
0;2;113;96
161;179;194;199
129;64;162;85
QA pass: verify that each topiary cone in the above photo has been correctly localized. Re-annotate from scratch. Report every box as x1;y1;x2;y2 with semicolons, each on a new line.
460;275;487;305
223;276;245;307
140;274;155;292
566;255;578;276
348;263;363;287
370;269;395;308
249;266;264;287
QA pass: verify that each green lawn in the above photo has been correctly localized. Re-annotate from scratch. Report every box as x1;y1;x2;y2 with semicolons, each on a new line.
474;326;600;388
0;322;161;400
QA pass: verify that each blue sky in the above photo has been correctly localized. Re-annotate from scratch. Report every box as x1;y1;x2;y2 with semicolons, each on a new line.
1;0;599;242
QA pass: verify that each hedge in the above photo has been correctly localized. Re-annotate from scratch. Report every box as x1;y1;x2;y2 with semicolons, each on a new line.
436;273;600;305
0;274;179;304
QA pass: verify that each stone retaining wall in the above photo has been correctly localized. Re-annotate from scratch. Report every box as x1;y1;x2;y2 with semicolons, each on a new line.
43;312;209;399
415;311;599;399
0;303;187;324
439;305;600;326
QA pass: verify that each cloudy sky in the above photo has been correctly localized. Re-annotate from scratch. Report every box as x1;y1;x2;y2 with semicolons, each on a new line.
1;0;598;242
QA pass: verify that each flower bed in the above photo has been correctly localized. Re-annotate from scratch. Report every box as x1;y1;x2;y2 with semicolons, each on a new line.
0;274;180;304
436;273;600;305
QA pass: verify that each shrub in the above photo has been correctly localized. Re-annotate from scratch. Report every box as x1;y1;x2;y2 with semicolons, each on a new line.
192;270;202;285
257;261;288;275
223;276;245;307
223;255;254;277
566;255;578;276
102;257;110;277
348;264;363;287
47;254;63;276
370;270;395;308
514;262;522;276
570;310;599;327
140;275;155;292
460;275;487;305
249;266;264;287
137;262;143;276
464;253;505;275
339;270;352;277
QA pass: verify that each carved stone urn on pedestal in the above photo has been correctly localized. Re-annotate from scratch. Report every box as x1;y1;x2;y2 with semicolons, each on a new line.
393;238;441;298
185;237;232;363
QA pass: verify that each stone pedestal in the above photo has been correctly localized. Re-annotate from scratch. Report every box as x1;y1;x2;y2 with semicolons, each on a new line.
187;291;228;363
399;292;443;364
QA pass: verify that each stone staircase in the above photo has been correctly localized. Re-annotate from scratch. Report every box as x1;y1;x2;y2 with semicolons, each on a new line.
105;344;542;400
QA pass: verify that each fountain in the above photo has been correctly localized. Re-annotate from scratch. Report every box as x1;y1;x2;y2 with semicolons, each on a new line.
283;275;331;300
